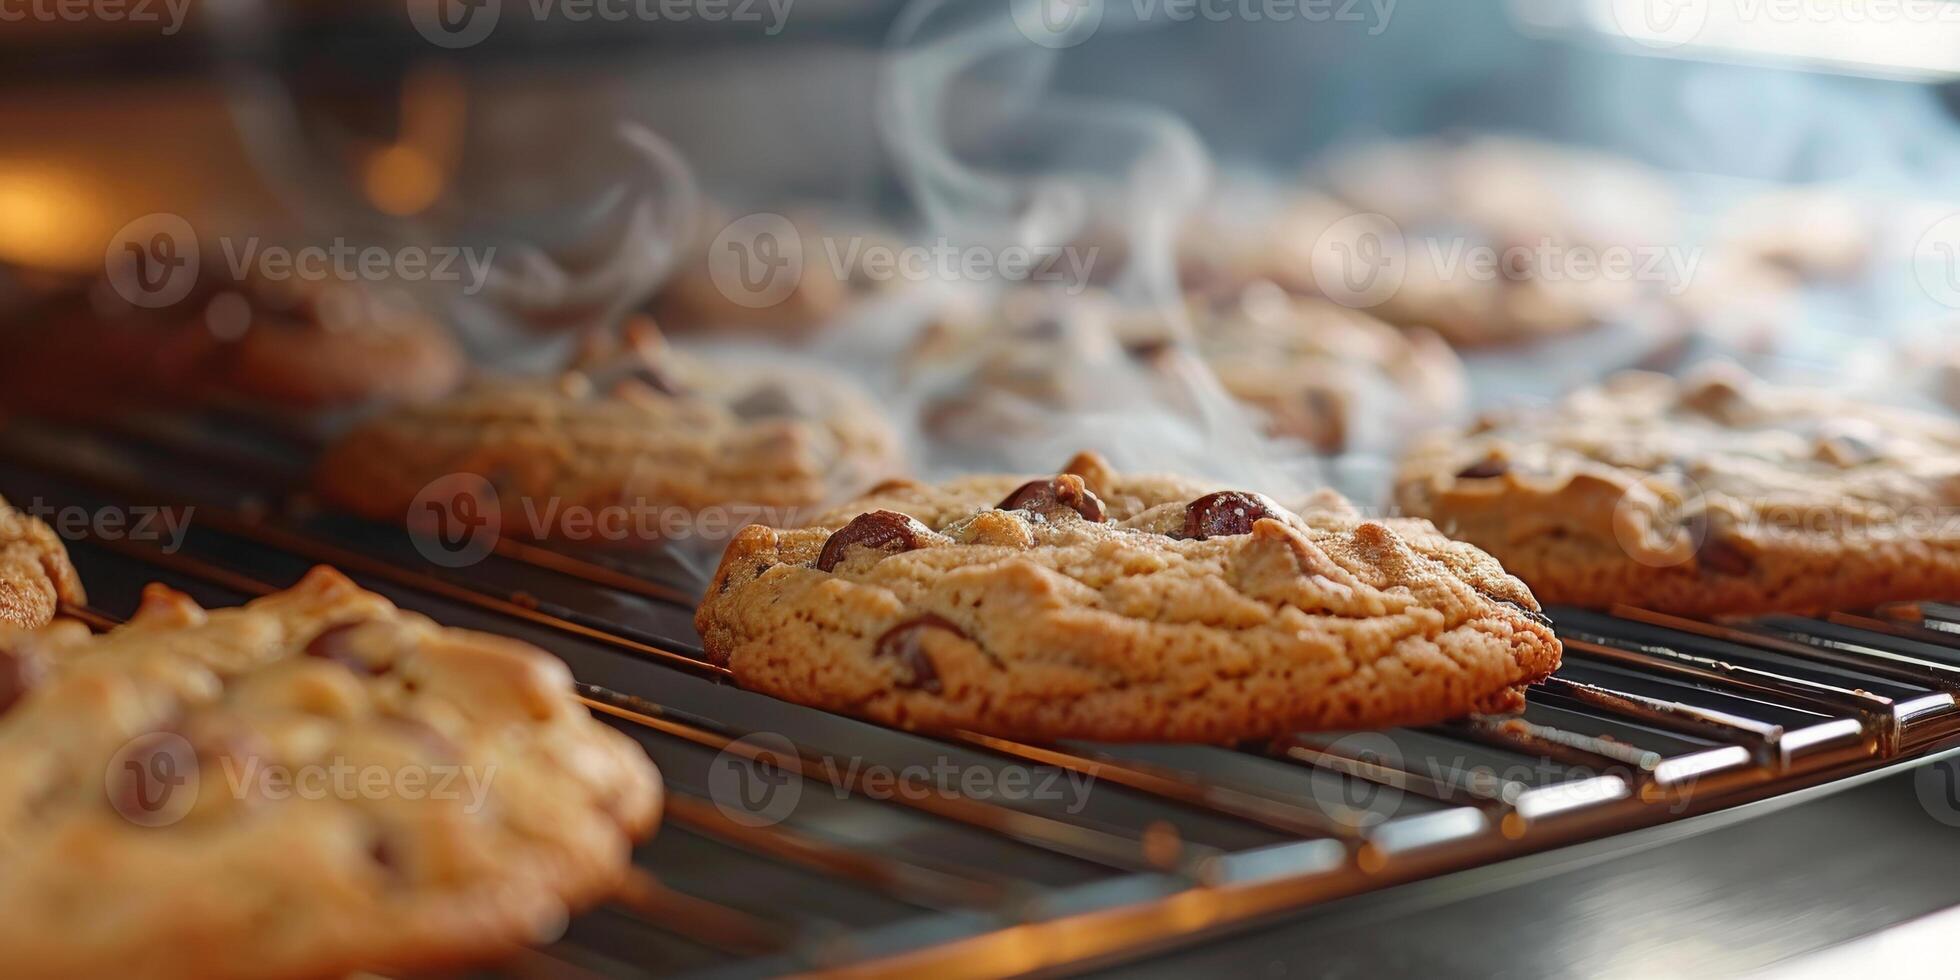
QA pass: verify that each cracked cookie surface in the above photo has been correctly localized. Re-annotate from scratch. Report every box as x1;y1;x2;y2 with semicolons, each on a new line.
698;452;1560;742
317;322;904;541
0;566;662;980
1395;364;1960;616
0;495;84;629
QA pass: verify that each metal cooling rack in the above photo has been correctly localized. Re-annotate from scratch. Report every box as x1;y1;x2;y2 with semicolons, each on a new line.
4;411;1960;978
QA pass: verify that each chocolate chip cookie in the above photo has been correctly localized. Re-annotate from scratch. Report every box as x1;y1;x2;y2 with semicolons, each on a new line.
1137;283;1468;454
0;496;84;629
912;285;1465;456
316;320;905;542
1295;135;1680;347
697;451;1561;741
650;210;894;336
1395;365;1960;617
1;272;464;416
0;566;662;979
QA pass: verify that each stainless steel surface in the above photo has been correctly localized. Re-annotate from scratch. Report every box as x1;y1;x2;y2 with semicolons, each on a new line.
5;411;1960;978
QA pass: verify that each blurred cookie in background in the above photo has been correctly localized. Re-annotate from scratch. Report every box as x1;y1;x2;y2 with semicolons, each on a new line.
1134;282;1467;454
648;208;899;339
318;320;905;543
1278;135;1682;347
1669;188;1873;354
0;263;464;418
1713;186;1873;285
908;283;1465;458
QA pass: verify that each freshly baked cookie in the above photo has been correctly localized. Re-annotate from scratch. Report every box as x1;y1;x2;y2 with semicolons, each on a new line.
1136;283;1468;454
0;566;661;980
317;321;905;541
1287;135;1680;346
1;272;464;415
911;285;1465;456
697;451;1562;741
650;210;894;336
1395;365;1960;617
0;496;84;629
1713;187;1871;283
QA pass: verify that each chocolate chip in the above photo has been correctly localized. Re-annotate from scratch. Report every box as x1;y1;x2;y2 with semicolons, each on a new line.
1180;491;1281;540
874;615;966;693
815;510;931;572
731;384;802;421
0;645;40;715
995;476;1108;523
1455;459;1511;480
1123;337;1174;362
1697;538;1755;578
304;622;387;675
369;835;400;874
627;363;689;398
1479;591;1554;630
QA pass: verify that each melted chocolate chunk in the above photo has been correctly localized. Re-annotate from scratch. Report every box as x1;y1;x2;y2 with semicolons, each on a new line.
873;615;966;693
369;835;401;874
304;622;387;675
1180;491;1279;540
1455;458;1511;480
815;510;931;572
1122;337;1174;362
627;363;689;398
995;476;1108;523
1479;591;1555;630
730;384;802;421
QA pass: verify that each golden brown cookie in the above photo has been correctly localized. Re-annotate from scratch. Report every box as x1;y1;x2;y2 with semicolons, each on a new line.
0;566;661;980
1395;364;1960;617
910;285;1465;456
1138;283;1467;453
316;321;904;543
698;452;1561;742
649;210;893;336
1280;135;1680;347
0;495;85;629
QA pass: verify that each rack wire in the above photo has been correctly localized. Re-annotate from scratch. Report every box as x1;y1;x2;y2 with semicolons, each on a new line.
5;412;1960;978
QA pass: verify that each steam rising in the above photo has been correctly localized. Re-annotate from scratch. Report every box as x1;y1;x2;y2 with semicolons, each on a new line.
878;0;1320;495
